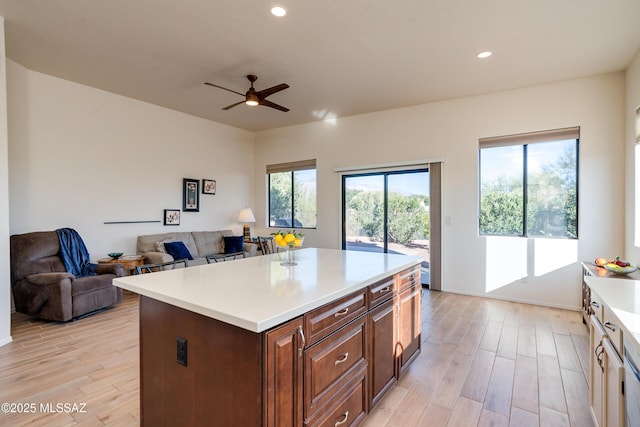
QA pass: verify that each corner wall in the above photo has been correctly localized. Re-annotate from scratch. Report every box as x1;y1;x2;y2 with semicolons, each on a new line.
6;60;255;258
0;17;12;346
255;73;626;310
625;48;640;261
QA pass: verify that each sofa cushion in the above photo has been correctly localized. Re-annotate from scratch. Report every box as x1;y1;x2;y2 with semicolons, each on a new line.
192;231;226;256
164;241;194;260
223;236;244;254
10;231;67;282
137;232;199;258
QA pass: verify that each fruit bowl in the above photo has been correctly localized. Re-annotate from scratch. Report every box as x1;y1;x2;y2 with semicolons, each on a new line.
272;231;304;249
108;252;124;260
604;263;637;275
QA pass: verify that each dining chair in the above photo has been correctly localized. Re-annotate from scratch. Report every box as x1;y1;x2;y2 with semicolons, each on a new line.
257;236;276;255
135;258;190;274
206;252;246;263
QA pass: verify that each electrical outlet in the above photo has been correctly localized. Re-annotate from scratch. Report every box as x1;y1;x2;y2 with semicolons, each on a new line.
177;336;187;366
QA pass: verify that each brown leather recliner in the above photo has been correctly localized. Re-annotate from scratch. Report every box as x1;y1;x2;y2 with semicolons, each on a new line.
10;230;125;322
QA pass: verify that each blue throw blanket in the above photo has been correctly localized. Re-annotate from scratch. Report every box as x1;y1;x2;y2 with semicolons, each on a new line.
56;228;97;277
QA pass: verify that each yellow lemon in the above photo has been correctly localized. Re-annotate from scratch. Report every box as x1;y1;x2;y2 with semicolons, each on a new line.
284;233;296;244
274;234;284;244
294;238;303;247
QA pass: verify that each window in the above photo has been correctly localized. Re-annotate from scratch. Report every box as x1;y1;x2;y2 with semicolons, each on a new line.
267;159;317;229
479;127;579;238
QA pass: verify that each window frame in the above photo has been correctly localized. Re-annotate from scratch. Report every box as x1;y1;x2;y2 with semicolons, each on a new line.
267;159;317;230
478;127;579;239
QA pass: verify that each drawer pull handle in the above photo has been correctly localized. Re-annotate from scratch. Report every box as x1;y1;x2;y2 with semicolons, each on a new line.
334;352;349;365
298;326;306;357
595;343;605;371
379;286;390;293
604;322;617;332
335;410;349;426
590;301;600;308
334;308;349;317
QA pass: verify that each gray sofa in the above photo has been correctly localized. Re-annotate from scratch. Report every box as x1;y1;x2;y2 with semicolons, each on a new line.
136;230;257;266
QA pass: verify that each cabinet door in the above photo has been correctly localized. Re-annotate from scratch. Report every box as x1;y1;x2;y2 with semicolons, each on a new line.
397;284;421;376
369;297;396;408
603;338;625;427
589;315;606;427
264;317;304;427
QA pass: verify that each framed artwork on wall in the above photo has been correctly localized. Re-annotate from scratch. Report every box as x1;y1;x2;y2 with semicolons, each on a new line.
202;179;216;195
183;178;200;212
164;209;180;226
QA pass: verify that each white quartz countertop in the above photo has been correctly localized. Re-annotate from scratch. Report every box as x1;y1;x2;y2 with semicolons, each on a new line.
114;248;422;333
584;272;640;355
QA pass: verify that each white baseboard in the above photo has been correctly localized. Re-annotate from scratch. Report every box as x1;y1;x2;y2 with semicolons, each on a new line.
441;288;581;312
0;335;13;347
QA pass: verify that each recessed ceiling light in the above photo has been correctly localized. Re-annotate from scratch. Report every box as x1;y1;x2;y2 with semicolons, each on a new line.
477;51;492;59
271;6;287;17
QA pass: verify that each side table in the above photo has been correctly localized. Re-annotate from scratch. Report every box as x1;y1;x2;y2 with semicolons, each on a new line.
98;255;146;276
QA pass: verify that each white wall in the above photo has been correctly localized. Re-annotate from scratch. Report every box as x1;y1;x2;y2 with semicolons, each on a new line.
626;48;640;262
6;60;255;259
0;18;12;346
255;73;626;310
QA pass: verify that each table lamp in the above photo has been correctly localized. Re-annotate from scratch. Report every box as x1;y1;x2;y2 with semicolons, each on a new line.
237;208;256;240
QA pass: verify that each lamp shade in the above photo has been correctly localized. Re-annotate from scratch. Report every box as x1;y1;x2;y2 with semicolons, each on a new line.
237;208;256;223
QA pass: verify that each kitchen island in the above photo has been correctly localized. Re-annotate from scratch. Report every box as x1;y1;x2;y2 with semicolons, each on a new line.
114;248;423;427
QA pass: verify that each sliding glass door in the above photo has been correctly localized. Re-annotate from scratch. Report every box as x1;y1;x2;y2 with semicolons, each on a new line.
342;169;431;284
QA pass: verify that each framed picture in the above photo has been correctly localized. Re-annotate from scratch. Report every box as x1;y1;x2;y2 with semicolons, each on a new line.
183;178;200;212
164;209;180;226
202;179;216;195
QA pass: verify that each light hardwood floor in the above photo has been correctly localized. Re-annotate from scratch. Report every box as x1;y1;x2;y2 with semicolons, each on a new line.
363;290;594;427
0;289;593;426
0;291;140;426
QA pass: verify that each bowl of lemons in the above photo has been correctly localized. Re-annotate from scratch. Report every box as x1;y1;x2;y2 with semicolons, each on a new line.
272;230;304;248
272;230;304;266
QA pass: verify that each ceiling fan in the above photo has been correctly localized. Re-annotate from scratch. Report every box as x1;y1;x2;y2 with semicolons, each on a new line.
204;74;290;112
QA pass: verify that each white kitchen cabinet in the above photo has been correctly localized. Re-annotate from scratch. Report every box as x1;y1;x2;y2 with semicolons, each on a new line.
603;338;625;427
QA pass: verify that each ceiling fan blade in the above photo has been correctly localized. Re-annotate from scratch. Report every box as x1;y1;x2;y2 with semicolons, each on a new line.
204;82;245;97
222;100;246;110
256;83;289;99
260;99;289;112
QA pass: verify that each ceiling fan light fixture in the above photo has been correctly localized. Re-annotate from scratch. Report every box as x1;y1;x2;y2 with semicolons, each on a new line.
271;6;287;17
245;93;259;106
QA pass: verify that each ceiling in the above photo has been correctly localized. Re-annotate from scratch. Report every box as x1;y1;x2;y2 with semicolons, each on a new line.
1;1;639;132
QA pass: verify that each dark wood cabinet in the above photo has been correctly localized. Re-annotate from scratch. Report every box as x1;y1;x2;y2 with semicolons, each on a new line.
304;316;368;421
264;317;304;427
304;289;367;346
139;296;263;427
137;264;421;427
368;297;396;407
396;267;422;376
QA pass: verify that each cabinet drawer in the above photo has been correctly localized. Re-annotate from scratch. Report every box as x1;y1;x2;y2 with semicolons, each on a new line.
304;368;367;427
590;291;604;323
304;317;367;417
304;289;367;346
397;265;420;292
603;305;623;355
368;276;395;308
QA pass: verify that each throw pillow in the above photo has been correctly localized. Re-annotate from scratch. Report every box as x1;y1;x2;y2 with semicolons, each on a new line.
154;238;174;254
223;236;244;254
164;241;194;260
